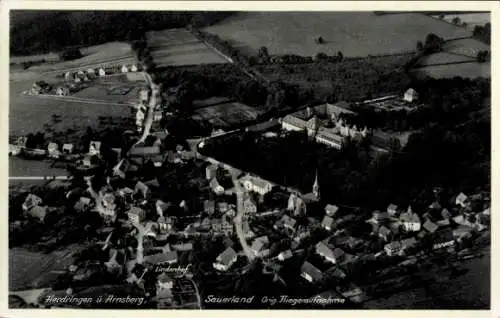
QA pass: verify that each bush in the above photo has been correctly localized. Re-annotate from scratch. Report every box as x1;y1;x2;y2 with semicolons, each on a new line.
59;48;83;61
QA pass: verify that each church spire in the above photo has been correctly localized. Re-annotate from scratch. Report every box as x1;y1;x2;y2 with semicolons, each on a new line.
312;170;320;199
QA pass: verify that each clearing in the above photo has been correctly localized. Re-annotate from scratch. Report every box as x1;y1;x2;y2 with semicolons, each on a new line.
203;12;471;57
146;28;229;67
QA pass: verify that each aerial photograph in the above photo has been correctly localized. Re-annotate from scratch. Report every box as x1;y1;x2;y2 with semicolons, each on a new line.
8;9;491;309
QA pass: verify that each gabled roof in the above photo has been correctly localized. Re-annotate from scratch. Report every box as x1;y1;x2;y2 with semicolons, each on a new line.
251;236;269;252
128;206;145;216
216;247;237;265
441;208;452;219
423;219;439;233
322;216;334;228
144;251;178;265
282;115;307;129
325;204;339;215
400;237;417;249
378;225;391;237
316;241;334;258
456;192;468;203
301;261;323;281
28;205;47;221
400;211;420;223
385;241;402;250
282;215;297;228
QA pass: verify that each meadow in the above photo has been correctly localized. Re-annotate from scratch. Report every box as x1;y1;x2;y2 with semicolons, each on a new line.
147;28;229;67
203;12;471;57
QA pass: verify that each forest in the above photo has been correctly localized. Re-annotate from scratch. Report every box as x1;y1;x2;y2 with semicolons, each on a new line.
10;11;233;55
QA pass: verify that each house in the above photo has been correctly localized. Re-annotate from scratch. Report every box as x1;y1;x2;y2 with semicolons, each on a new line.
144;251;178;265
378;225;392;241
282;215;297;231
205;164;218;180
86;68;95;76
441;208;452;219
387;204;398;216
56;86;69;96
250;236;269;256
134;181;150;200
209;178;225;195
128;207;146;224
277;250;293;261
100;192;117;220
453;214;471;226
62;143;74;154
156;273;174;292
121;65;129;73
400;237;417;252
157;216;174;233
370;210;389;224
89;141;101;156
321;216;334;231
130;64;138;72
118;187;134;202
452;225;474;241
482;207;490;216
213;247;238;271
404;88;418;103
432;230;455;250
242;221;255;239
316;241;344;264
240;175;274;196
325;204;339;217
22;193;43;211
98;68;106;76
384;241;402;256
27;205;48;222
203;200;216;215
436;219;451;227
421;218;439;234
399;210;421;232
171;243;193;252
300;261;323;283
47;142;60;158
243;196;258;214
455;192;469;207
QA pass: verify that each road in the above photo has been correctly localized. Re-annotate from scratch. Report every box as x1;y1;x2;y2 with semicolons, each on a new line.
20;92;136;108
231;172;255;262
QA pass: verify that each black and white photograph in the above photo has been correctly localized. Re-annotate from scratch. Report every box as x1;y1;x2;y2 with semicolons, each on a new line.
6;3;493;311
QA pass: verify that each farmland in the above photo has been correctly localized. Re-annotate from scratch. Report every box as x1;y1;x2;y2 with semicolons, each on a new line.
146;28;229;67
203;12;471;57
432;13;490;32
10;78;134;136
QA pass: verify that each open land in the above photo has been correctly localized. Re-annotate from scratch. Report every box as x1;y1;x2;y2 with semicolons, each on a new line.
146;28;229;67
204;12;471;57
433;13;490;32
413;62;490;79
192;101;263;128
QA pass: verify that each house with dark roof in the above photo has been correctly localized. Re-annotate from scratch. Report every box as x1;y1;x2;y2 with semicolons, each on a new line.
250;236;269;257
384;241;402;256
423;219;439;234
321;216;334;231
213;247;238;271
399;210;421;232
325;204;339;217
316;241;345;264
432;229;455;250
277;250;293;261
301;261;323;283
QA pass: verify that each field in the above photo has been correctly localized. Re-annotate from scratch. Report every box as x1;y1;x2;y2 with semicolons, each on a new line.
9;78;134;136
415;38;490;79
433;13;490;31
9;245;84;291
146;28;229;66
10;42;136;82
192;101;262;128
203;12;471;57
72;73;147;104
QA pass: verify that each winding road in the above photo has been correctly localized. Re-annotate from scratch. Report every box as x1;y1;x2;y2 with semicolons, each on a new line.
231;172;255;262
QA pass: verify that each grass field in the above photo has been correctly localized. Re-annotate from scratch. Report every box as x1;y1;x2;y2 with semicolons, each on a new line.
413;62;490;79
203;12;471;57
10;79;133;136
9;245;84;291
192;101;262;128
72;73;147;104
434;13;490;31
146;28;229;66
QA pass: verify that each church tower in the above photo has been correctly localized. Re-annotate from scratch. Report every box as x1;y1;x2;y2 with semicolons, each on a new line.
312;170;320;199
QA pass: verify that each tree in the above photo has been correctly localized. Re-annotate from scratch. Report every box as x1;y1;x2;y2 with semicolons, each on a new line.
337;51;344;61
416;41;424;52
476;50;488;63
59;48;83;61
452;17;461;25
315;52;328;62
438;14;445;20
424;33;444;53
258;46;270;64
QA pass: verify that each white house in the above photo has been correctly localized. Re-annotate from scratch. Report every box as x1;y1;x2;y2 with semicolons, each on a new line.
121;65;129;73
240;175;274;196
300;261;323;283
387;204;398;216
127;207;146;224
213;247;237;272
130;64;138;72
98;68;106;77
62;143;74;154
47;142;60;158
399;209;421;232
89;141;101;156
404;88;418;103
